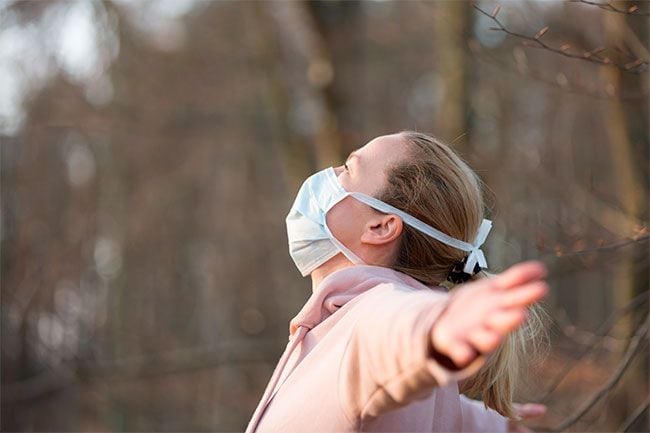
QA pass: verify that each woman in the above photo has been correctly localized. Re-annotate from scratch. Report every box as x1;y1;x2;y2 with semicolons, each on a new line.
246;131;549;432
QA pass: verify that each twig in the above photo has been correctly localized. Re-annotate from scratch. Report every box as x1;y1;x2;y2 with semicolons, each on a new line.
546;233;649;259
472;2;649;74
569;0;650;16
537;290;649;403
469;43;649;102
548;314;649;432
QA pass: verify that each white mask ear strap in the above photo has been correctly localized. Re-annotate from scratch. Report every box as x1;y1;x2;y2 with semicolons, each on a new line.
348;191;492;273
322;218;366;265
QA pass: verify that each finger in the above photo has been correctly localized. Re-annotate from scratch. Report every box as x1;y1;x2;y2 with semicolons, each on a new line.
499;281;549;308
517;403;547;419
494;261;548;291
446;341;480;368
484;309;527;333
466;326;503;354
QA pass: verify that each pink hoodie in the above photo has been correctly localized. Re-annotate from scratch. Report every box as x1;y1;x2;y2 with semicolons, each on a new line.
245;265;509;432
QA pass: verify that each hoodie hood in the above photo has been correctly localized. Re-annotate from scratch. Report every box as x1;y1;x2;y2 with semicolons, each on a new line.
289;264;442;336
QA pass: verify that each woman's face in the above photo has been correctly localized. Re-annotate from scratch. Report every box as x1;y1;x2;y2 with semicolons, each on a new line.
325;133;411;262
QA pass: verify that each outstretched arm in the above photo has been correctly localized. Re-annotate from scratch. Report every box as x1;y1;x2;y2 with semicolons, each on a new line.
338;260;548;421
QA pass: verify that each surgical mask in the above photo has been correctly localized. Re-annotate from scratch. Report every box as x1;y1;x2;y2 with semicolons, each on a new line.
285;166;493;277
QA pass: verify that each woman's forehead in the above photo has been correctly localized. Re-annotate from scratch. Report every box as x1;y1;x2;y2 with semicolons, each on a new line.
347;134;409;196
358;134;409;168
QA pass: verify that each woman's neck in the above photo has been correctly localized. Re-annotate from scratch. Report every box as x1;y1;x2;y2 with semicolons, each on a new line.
310;254;355;292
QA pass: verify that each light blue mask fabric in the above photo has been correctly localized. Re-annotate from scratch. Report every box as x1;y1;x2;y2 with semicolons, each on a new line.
285;166;493;277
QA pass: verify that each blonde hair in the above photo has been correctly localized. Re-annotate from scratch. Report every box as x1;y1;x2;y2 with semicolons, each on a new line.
378;130;549;419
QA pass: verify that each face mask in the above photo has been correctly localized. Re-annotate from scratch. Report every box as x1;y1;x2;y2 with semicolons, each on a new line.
285;166;493;277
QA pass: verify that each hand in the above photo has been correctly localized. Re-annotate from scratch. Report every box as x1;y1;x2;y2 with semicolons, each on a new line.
508;402;547;433
430;260;549;369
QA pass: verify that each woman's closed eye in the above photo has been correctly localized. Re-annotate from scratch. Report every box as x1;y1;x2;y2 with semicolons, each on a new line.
344;163;349;171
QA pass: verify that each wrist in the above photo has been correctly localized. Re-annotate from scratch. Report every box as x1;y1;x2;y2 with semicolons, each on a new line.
428;294;477;371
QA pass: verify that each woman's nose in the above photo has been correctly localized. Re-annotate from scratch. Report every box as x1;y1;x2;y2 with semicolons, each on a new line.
333;165;344;176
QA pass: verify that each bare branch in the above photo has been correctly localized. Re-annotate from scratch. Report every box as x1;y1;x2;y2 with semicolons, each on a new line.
537;290;649;403
569;0;650;16
468;41;649;101
548;232;649;258
534;314;649;432
472;2;649;74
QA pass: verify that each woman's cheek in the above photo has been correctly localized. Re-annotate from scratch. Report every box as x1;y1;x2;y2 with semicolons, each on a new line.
326;198;358;244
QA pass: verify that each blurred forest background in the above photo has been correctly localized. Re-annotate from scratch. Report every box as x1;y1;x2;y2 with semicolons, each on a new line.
1;0;648;432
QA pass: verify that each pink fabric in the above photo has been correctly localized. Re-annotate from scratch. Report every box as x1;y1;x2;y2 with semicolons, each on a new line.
245;265;509;433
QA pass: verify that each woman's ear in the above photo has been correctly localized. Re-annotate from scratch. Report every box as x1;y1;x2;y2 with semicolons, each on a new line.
360;214;403;245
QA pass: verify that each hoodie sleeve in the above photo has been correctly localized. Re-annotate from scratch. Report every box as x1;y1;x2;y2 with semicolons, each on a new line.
459;395;509;432
338;283;488;421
